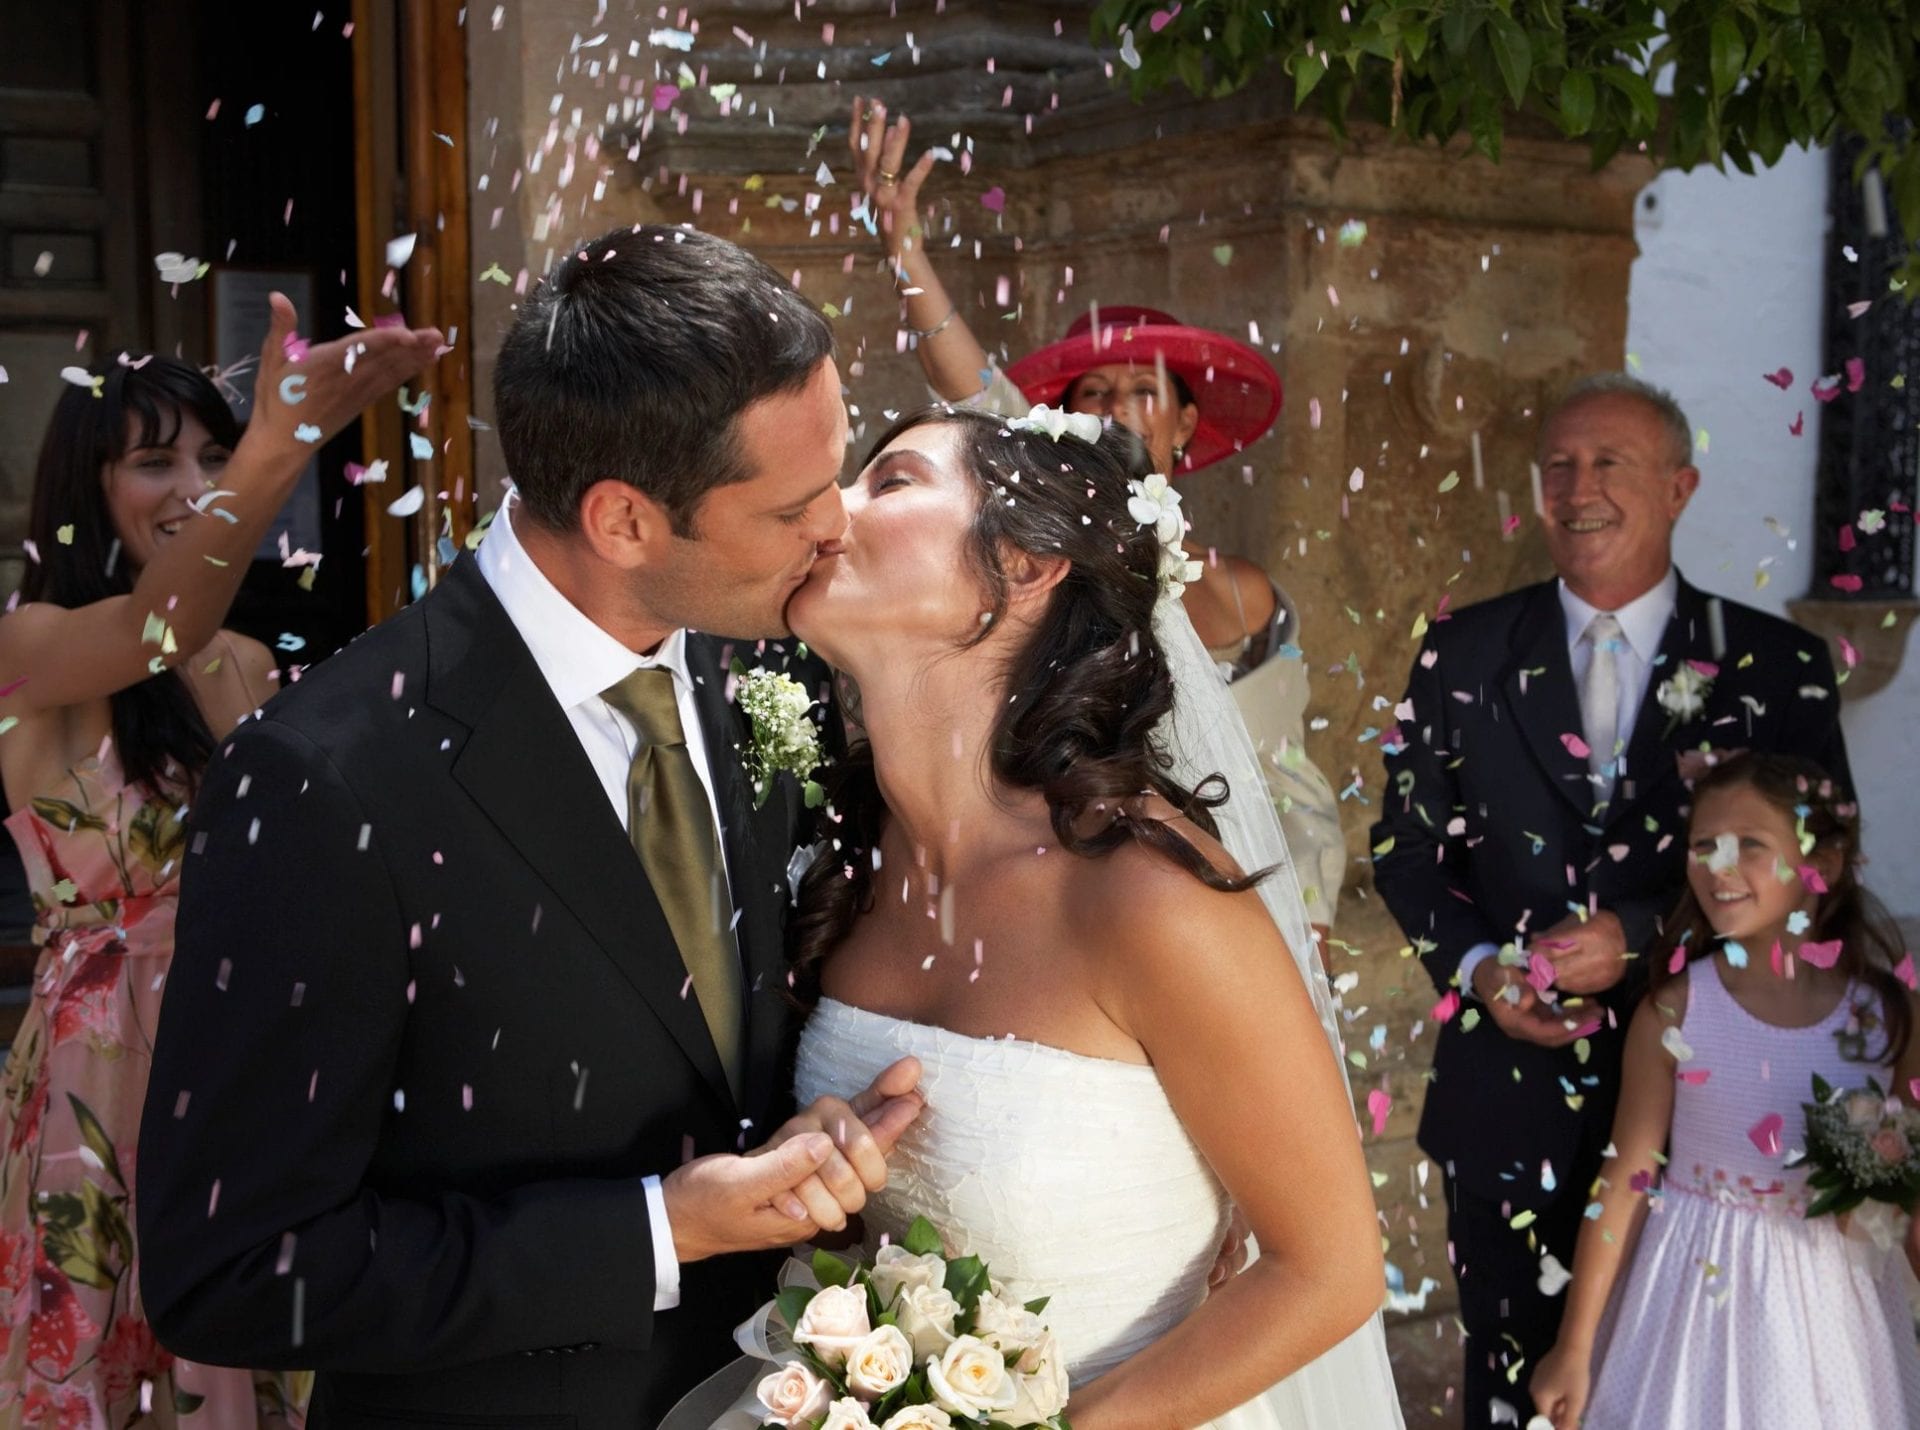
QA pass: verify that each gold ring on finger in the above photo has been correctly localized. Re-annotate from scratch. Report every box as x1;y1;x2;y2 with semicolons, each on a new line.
877;168;900;184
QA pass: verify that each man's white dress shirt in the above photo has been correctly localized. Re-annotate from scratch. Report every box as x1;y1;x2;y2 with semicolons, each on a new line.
477;495;745;1311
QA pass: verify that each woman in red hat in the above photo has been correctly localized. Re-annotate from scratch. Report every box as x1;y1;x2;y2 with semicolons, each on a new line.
848;98;1344;938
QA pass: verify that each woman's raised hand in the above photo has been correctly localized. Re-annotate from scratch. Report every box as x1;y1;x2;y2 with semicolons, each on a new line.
848;96;937;261
245;292;444;464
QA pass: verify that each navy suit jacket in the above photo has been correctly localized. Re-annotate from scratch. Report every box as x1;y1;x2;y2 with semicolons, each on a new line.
1370;574;1851;1205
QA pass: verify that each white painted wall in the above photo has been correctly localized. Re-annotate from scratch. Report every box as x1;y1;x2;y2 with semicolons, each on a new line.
1626;147;1920;920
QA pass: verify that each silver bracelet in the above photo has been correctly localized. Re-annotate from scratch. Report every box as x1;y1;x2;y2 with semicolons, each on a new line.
909;305;959;341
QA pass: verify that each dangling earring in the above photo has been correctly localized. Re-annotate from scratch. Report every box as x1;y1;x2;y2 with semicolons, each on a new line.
1171;443;1186;468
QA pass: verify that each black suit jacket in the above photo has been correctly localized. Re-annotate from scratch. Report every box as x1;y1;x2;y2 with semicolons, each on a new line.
137;555;830;1428
1370;575;1850;1205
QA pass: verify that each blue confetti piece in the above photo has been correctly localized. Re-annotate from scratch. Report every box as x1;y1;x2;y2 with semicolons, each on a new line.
409;432;434;460
870;49;892;66
1787;910;1812;935
1276;642;1303;660
293;423;323;443
275;632;306;652
245;103;265;127
410;564;428;600
1724;939;1749;968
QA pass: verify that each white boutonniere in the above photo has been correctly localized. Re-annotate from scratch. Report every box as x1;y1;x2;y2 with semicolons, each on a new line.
731;662;825;810
1006;403;1104;445
1655;660;1716;735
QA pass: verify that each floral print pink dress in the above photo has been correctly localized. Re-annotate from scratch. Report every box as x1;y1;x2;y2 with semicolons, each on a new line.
0;755;306;1427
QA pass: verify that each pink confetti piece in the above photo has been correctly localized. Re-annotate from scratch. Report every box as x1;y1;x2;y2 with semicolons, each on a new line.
1526;951;1558;993
1839;524;1857;552
1799;938;1843;969
1431;989;1461;1024
282;334;310;363
1684;658;1719;678
1846;357;1866;392
1559;732;1591;759
1748;1112;1784;1157
1148;3;1181;31
1811;375;1843;403
1839;636;1859;669
1789;411;1805;436
1677;1069;1711;1085
1897;953;1916;990
1830;573;1864;593
652;84;680;111
1366;1088;1391;1137
1799;865;1830;894
1762;368;1793;389
1668;946;1689;974
979;186;1006;213
1629;1170;1655;1194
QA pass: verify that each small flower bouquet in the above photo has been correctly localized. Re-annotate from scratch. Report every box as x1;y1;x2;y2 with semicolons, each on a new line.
1796;1074;1920;1219
749;1217;1071;1430
731;660;825;811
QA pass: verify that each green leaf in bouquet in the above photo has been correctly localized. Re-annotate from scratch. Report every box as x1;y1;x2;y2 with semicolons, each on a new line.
1024;1296;1051;1315
944;1253;992;1313
904;1216;944;1257
775;1285;817;1333
812;1248;854;1289
1811;1072;1834;1103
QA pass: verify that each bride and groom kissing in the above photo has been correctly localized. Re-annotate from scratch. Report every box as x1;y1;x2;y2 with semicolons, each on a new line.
133;225;1401;1428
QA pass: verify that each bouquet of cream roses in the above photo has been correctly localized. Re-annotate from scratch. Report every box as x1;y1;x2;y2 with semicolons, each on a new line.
1795;1074;1920;1219
750;1218;1071;1430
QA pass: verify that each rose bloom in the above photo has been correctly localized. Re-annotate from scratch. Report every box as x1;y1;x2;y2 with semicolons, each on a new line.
1871;1126;1912;1166
821;1398;878;1430
845;1324;915;1399
758;1362;834;1427
1845;1090;1885;1132
1005;1331;1070;1425
969;1290;1047;1357
793;1284;873;1370
927;1336;1019;1419
870;1245;946;1305
878;1407;954;1430
893;1283;960;1361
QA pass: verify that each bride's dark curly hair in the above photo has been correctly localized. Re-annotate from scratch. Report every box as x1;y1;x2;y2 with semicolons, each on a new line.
791;406;1258;980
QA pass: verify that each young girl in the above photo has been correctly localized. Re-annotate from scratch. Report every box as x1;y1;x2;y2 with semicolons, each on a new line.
1531;752;1920;1428
0;303;438;1425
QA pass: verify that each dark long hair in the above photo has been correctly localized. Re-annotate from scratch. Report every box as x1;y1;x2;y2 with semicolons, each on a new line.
20;357;241;797
792;407;1256;978
1654;752;1909;1065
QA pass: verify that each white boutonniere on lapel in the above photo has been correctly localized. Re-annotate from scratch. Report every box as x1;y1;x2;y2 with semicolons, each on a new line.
1655;659;1717;736
731;661;825;810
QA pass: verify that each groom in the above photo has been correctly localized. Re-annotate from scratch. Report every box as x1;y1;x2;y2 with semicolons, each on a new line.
137;226;919;1427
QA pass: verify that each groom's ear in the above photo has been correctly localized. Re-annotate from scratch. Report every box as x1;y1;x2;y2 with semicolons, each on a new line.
578;478;674;569
1001;547;1071;611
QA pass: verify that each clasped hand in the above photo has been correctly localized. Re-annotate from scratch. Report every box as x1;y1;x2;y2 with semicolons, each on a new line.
662;1056;924;1263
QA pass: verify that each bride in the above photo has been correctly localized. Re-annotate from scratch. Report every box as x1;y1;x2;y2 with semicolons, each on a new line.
770;406;1403;1427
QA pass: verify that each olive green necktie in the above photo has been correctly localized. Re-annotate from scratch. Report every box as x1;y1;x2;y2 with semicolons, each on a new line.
600;667;743;1102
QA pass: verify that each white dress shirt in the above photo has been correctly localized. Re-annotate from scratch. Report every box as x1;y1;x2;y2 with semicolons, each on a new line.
477;494;742;1312
1458;569;1678;998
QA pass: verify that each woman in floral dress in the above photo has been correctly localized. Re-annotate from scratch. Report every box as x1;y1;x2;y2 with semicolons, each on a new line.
0;303;440;1426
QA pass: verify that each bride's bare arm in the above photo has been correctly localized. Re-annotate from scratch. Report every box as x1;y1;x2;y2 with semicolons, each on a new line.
1073;849;1385;1428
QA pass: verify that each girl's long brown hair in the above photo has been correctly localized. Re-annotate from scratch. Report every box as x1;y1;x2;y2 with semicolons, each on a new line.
1654;752;1909;1065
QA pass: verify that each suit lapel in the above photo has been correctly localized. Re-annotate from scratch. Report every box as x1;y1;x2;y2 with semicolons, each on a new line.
685;635;795;1125
1608;576;1712;823
1501;582;1596;822
423;558;735;1114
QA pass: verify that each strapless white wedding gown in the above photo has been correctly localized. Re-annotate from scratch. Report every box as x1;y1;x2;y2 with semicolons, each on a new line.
795;998;1405;1429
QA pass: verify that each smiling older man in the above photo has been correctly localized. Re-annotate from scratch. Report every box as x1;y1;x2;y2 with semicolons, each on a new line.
1371;372;1852;1425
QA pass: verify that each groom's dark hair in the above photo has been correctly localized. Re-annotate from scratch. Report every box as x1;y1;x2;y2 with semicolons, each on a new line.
492;223;835;537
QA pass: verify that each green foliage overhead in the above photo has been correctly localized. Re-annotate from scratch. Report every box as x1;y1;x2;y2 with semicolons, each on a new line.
1091;0;1919;285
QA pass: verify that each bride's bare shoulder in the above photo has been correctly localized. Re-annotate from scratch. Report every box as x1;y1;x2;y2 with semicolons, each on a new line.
1067;796;1286;979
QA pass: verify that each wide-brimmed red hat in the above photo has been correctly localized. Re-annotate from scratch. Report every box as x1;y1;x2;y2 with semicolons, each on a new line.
1002;305;1282;475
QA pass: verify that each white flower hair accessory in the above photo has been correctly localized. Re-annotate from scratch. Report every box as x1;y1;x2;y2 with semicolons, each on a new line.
1006;403;1103;445
1127;473;1202;598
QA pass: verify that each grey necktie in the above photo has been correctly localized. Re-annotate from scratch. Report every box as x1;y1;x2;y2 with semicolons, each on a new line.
1580;612;1624;795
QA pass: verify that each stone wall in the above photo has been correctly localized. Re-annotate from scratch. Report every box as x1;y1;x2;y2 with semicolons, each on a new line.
465;4;1655;1406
